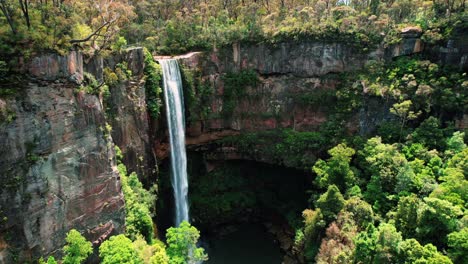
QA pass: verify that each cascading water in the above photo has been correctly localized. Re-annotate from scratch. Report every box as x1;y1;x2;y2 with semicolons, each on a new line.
160;59;189;226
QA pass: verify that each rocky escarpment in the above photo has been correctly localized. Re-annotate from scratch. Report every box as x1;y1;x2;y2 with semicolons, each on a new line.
0;82;124;262
0;48;154;262
176;28;467;142
158;28;467;170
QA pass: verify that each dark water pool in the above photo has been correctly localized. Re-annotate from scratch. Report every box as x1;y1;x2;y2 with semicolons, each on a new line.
205;224;283;264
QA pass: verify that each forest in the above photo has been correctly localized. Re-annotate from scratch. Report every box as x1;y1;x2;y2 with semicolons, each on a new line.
0;0;467;264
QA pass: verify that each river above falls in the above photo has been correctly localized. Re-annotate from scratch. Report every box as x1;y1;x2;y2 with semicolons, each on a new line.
205;224;283;264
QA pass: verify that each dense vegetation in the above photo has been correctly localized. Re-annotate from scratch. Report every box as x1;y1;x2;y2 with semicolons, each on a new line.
0;0;466;58
1;0;467;264
38;147;207;264
208;55;467;263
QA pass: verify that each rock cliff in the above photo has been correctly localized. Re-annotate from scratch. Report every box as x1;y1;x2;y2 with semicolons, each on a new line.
0;48;154;262
175;30;467;145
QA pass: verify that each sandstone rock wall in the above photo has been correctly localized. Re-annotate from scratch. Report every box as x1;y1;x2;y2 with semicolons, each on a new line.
0;83;124;262
177;31;468;146
0;47;154;262
106;49;156;182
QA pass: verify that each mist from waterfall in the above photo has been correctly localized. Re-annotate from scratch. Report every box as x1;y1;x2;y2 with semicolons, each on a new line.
159;59;189;226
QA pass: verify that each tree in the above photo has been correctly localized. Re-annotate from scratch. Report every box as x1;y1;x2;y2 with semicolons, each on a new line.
374;223;402;263
398;238;453;264
39;256;58;264
315;185;346;223
0;0;16;33
133;236;169;264
69;0;136;53
99;234;142;264
62;229;93;264
447;228;468;264
313;143;357;193
316;222;355;264
445;131;466;156
361;137;409;212
417;197;463;248
166;221;208;264
295;208;326;262
395;194;420;238
390;100;421;141
344;197;374;230
411;117;446;150
353;224;378;263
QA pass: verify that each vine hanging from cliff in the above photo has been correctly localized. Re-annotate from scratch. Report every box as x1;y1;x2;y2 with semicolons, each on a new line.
143;48;163;120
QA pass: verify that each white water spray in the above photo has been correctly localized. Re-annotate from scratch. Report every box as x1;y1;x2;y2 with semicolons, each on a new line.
159;59;189;226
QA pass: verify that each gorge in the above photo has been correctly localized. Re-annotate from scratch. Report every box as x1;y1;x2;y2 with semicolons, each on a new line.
0;1;467;263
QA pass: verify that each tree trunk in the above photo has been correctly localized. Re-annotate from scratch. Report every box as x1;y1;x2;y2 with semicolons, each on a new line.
0;0;17;34
18;0;31;29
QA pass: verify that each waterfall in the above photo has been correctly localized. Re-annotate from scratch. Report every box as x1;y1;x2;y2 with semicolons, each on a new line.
160;59;189;226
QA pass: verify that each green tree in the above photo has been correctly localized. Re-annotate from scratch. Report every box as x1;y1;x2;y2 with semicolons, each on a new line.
99;235;142;264
411;117;446;150
344;197;374;230
430;167;467;207
395;194;421;238
447;228;468;264
445;131;466;156
315;185;346;223
39;256;58;264
353;224;378;263
373;223;402;263
313;143;357;193
133;236;169;264
361;137;408;212
62;229;93;264
398;238;452;264
295;208;326;263
390;100;421;141
417;197;463;248
166;221;208;264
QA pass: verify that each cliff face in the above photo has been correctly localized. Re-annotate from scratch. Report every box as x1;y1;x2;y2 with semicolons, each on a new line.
0;48;154;262
177;30;467;144
0;82;124;262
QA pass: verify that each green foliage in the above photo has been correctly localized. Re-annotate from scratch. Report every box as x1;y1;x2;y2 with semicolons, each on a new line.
0;1;135;56
221;69;258;119
395;194;421;239
296;208;326;262
99;234;142;264
190;165;255;224
398;238;453;264
77;72;109;98
104;67;119;86
39;256;58;264
143;48;163;119
62;229;93;264
416;197;463;248
0;60;8;80
180;65;214;123
112;36;128;53
447;228;468;264
315;185;345;224
218;129;325;169
344;197;374;231
115;62;133;81
313;143;357;193
116;146;155;243
133;236;169;264
411;117;448;150
165;221;208;264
